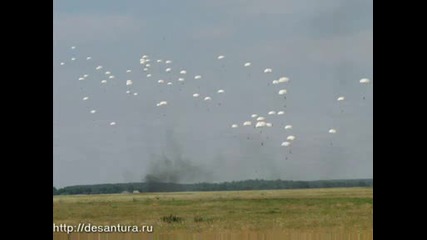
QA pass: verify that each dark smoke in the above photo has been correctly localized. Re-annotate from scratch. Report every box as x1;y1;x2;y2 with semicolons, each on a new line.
144;129;212;185
145;153;212;183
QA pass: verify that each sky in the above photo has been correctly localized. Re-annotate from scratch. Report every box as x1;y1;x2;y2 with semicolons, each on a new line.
53;0;373;188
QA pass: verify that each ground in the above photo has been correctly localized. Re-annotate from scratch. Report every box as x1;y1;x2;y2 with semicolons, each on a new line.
53;187;373;239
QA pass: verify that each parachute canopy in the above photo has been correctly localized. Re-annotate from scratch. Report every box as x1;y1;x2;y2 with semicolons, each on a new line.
360;78;370;84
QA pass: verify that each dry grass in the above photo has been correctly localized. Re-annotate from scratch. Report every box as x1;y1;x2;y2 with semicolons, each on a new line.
54;230;373;240
54;187;372;237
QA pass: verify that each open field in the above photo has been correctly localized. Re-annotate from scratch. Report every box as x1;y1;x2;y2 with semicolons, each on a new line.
53;187;373;239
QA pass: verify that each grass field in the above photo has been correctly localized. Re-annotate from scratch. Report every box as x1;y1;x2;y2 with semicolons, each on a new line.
53;187;373;239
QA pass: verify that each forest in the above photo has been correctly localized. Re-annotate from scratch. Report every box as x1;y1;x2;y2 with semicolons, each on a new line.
53;178;372;195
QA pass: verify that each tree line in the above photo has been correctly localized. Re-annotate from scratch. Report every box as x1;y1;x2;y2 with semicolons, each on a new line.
53;178;372;195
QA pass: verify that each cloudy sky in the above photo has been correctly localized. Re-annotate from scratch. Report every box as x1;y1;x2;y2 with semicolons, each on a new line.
53;0;373;188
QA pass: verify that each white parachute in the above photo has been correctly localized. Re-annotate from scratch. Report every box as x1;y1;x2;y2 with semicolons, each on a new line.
278;89;287;95
360;78;370;84
287;135;296;141
278;77;289;83
156;101;168;106
255;121;266;128
360;78;371;100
